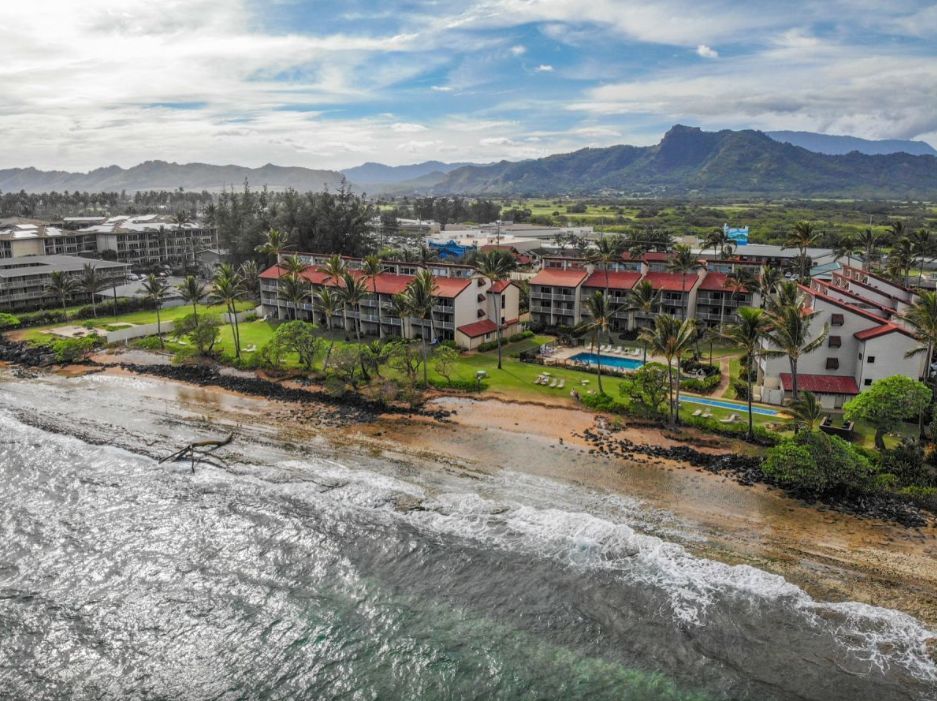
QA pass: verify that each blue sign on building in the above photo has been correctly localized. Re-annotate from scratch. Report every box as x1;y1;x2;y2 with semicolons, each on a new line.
723;224;749;245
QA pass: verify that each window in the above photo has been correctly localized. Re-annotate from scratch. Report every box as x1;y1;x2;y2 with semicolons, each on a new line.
831;314;845;326
828;335;842;348
867;356;875;364
825;358;839;370
864;379;873;386
858;352;863;360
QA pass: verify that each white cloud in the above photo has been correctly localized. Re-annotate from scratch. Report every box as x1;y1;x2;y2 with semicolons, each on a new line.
696;44;719;58
570;45;937;140
431;85;454;92
510;44;526;55
535;64;554;72
480;136;516;146
391;122;428;133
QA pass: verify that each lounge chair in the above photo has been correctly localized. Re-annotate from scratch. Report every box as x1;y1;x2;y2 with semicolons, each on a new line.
691;409;703;417
615;346;624;354
702;412;713;419
720;413;741;424
556;379;565;389
548;378;558;388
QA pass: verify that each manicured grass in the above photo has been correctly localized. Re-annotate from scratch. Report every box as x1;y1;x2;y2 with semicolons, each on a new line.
19;301;255;345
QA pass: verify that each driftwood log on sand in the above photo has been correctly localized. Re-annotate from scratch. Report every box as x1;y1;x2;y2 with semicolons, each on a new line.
159;434;234;473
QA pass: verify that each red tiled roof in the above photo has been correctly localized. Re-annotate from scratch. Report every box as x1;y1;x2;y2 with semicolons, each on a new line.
433;277;472;298
488;279;514;293
643;251;670;262
260;265;286;280
530;268;589;287
840;264;912;294
582;270;642;291
699;271;748;293
779;373;859;395
457;319;498;338
480;244;516;253
644;271;698;292
365;273;412;295
854;324;905;341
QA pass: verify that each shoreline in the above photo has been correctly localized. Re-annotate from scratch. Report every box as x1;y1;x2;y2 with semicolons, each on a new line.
2;346;937;629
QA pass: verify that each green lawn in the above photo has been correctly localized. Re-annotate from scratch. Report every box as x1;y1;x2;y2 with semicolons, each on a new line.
18;301;255;345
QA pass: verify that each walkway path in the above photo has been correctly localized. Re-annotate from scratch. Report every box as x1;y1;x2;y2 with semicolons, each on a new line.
714;357;733;398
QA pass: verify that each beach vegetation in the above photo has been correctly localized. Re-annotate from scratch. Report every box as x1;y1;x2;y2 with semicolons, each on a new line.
844;376;930;451
763;431;879;495
0;313;21;330
51;333;102;363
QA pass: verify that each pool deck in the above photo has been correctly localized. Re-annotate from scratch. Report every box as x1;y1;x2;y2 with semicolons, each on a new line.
545;344;660;366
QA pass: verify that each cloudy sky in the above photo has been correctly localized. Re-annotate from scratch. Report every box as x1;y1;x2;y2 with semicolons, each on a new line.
1;0;936;172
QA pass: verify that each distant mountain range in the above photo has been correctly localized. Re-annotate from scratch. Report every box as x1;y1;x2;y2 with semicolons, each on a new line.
3;126;936;198
0;160;346;194
765;131;937;157
340;160;475;186
405;125;937;198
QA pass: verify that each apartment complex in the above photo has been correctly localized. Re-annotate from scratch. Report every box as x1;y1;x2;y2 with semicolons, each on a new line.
0;216;216;268
529;253;758;331
0;255;130;312
259;254;520;350
756;266;924;407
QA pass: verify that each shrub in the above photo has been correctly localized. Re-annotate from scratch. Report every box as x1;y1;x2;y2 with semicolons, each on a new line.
51;334;102;362
429;378;487;392
762;431;879;495
682;414;779;445
898;486;937;513
881;441;937;488
507;330;535;343
731;379;750;399
680;373;721;393
0;312;21;330
130;335;164;350
579;391;624;413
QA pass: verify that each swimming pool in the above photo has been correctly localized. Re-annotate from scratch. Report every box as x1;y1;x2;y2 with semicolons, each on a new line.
569;352;644;370
680;395;780;416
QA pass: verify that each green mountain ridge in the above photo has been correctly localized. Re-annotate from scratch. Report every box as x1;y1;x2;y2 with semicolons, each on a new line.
418;125;937;198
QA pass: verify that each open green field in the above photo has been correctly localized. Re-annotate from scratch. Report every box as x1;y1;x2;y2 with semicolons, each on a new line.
17;301;255;345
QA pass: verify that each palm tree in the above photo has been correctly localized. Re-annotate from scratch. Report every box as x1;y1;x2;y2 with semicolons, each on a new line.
177;275;206;319
255;228;290;264
340;271;369;342
902;290;937;436
765;280;803;314
401;269;437;385
141;274;169;349
280;273;309;321
763;304;828;400
316;287;340;332
789;391;824;432
626;279;660;362
859;227;880;271
212;264;244;359
757;266;783;306
475;249;517;369
891;237;915;283
783;221;820;280
320;255;348;335
724;268;757;330
720;307;771;439
578;291;622;394
239;260;261;302
639;314;696;425
79;263;104;318
911;228;933;286
832;233;859;270
666;244;702;319
702;228;737;264
48;271;77;318
281;254;306;276
588;235;623;298
361;255;385;339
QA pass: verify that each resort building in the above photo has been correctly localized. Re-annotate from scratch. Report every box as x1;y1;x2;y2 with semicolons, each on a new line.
756;282;924;407
259;254;520;350
0;255;130;312
0;216;217;269
529;253;758;331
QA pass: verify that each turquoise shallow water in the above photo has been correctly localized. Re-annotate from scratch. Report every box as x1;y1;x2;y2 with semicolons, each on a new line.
0;374;935;700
